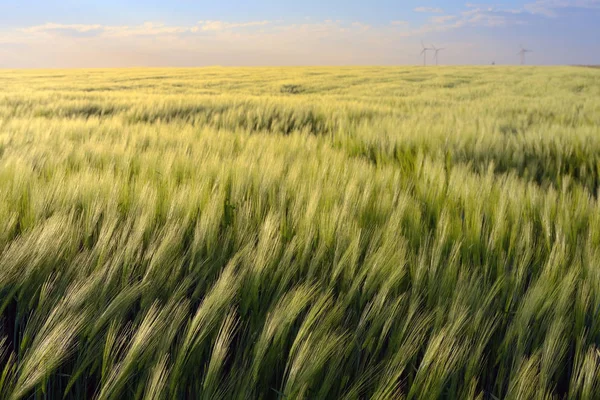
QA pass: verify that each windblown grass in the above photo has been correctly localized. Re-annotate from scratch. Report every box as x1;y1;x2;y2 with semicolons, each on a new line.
0;66;599;399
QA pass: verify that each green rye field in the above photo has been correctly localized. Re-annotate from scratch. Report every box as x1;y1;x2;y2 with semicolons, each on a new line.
1;66;600;399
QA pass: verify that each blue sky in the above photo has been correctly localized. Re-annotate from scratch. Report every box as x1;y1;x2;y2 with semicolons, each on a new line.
1;0;599;67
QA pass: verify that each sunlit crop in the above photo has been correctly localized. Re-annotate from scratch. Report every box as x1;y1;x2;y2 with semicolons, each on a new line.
0;66;599;399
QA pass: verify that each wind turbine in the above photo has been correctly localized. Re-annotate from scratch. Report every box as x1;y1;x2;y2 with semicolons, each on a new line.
431;44;445;66
420;41;432;66
517;45;533;65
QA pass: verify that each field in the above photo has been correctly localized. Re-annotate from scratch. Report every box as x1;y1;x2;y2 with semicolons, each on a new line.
0;66;600;399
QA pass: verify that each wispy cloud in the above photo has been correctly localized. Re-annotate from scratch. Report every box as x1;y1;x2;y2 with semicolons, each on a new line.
195;20;271;32
16;0;599;45
408;0;598;35
396;7;519;36
14;12;512;48
19;20;274;38
429;15;458;24
22;23;105;34
351;22;372;32
4;19;397;67
524;0;600;17
465;3;524;13
466;0;600;18
414;7;445;13
107;23;190;37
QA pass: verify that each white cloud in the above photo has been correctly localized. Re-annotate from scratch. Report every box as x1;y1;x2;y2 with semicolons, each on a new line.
1;19;416;67
524;0;600;17
429;15;458;23
9;11;520;52
414;7;445;13
107;23;190;37
351;22;372;31
197;20;271;32
21;23;105;34
407;7;516;34
18;20;273;38
467;0;599;17
466;13;510;26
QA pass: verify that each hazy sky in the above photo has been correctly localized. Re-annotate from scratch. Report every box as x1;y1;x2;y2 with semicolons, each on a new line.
1;0;599;68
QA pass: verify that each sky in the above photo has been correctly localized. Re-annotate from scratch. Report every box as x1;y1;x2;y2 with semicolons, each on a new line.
0;0;599;68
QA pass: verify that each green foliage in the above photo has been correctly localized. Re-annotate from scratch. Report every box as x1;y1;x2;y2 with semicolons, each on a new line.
0;66;599;399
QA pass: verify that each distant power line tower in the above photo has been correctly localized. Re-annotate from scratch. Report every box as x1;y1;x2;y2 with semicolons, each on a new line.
517;45;533;65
